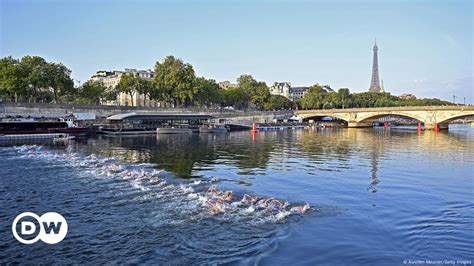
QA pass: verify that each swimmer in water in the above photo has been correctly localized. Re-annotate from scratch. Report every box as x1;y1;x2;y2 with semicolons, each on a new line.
210;203;221;215
123;171;134;178
108;164;121;173
243;194;260;203
224;191;233;201
290;204;310;214
208;186;218;196
210;177;218;183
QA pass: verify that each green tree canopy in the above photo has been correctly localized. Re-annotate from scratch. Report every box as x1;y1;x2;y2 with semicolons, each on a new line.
78;80;108;105
153;55;196;107
264;94;294;110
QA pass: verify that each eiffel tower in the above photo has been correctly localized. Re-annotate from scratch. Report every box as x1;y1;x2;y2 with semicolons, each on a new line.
369;40;382;92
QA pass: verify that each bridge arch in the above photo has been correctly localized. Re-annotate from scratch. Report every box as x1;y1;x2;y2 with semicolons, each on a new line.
301;113;350;122
436;111;474;124
356;112;425;124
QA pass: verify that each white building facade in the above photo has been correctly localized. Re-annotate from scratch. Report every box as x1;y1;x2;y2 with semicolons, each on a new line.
269;82;310;102
91;69;156;107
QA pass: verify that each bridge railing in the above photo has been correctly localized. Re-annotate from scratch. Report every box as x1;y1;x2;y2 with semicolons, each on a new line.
296;105;474;113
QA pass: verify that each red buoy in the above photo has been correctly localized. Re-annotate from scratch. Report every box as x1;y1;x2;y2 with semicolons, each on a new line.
434;123;439;132
251;122;257;132
417;122;422;132
384;121;388;128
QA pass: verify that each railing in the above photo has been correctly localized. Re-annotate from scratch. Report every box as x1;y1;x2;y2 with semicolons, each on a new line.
297;105;474;113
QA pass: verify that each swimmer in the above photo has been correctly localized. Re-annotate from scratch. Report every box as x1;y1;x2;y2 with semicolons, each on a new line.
150;175;161;183
224;191;233;201
210;203;221;215
208;186;218;196
210;177;218;183
123;171;134;178
86;154;97;161
108;164;121;173
261;197;275;207
243;194;260;203
290;204;310;214
271;199;284;209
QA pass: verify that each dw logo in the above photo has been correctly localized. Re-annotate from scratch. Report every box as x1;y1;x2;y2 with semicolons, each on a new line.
12;212;68;244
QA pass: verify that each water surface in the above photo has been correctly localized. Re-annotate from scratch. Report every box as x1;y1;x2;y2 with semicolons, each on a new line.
1;125;473;264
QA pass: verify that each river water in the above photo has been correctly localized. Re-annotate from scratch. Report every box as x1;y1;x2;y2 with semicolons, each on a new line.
1;125;473;264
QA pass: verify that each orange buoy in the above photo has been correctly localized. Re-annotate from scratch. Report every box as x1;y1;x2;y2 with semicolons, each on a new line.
251;122;257;132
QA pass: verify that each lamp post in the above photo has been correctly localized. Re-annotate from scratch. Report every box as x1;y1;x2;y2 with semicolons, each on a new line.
453;95;457;104
464;97;466;105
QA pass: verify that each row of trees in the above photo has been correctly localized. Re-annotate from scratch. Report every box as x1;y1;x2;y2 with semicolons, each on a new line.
298;85;453;109
0;56;75;103
0;55;453;110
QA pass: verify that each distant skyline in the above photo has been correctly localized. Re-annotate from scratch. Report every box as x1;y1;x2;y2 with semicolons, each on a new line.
1;0;472;103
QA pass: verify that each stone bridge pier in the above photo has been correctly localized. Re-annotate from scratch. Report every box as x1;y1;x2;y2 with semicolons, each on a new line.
296;106;474;130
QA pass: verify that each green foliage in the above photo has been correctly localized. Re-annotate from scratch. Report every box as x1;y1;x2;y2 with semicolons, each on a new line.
116;74;140;106
298;87;453;109
0;56;26;102
194;77;223;107
223;87;248;109
153;56;196;107
264;95;294;110
0;55;74;103
78;80;108;105
236;74;270;109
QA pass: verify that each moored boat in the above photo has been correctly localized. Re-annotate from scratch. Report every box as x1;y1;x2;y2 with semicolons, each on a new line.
0;120;88;136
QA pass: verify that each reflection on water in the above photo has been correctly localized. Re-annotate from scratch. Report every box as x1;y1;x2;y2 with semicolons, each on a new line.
1;124;473;264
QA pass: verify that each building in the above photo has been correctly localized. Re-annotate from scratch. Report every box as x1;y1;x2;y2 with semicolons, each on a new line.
269;82;291;98
269;82;311;101
289;87;309;101
91;69;156;107
218;81;237;90
369;40;383;92
399;93;416;100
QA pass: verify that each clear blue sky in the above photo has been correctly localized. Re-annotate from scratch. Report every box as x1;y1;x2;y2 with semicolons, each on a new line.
1;0;472;103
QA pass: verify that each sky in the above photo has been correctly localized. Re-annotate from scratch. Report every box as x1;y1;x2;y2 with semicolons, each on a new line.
1;0;472;103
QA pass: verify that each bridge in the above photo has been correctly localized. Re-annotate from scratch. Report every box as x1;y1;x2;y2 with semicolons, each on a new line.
296;106;474;130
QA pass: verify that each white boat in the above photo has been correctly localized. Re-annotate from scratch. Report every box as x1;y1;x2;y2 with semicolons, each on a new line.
156;127;192;134
199;125;229;133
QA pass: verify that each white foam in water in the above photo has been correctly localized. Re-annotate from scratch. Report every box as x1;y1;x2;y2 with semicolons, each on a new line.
13;145;312;223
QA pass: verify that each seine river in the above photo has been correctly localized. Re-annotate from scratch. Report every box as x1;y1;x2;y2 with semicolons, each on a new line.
1;125;473;264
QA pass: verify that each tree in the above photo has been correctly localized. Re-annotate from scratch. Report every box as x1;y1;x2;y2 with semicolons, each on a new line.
264;95;294;110
153;56;196;107
117;74;141;106
338;88;350;108
223;87;248;109
20;56;49;103
46;63;74;103
236;74;270;110
0;56;26;102
194;77;223;107
136;78;153;107
299;84;328;109
78;80;108;105
251;81;270;109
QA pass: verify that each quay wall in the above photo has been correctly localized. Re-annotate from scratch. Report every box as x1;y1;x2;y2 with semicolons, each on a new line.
0;102;293;124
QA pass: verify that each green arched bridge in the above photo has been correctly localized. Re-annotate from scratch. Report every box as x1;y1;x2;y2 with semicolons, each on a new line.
296;106;474;130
